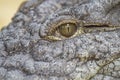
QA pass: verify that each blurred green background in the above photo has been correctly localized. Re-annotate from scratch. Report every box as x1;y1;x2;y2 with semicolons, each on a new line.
0;0;26;30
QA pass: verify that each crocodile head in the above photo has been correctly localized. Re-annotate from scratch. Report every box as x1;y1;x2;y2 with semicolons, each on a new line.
0;0;120;80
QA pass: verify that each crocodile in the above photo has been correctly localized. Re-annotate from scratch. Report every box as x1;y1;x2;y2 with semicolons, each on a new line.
0;0;120;80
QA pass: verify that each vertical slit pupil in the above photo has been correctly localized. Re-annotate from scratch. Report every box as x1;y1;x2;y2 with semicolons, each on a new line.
58;23;77;37
67;24;70;33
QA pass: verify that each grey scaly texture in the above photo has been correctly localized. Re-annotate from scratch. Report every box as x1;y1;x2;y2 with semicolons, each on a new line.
0;0;120;80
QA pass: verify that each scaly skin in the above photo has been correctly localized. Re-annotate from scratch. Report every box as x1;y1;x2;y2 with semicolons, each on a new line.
0;0;120;80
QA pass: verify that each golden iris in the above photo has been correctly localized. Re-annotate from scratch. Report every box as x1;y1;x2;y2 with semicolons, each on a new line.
58;23;77;37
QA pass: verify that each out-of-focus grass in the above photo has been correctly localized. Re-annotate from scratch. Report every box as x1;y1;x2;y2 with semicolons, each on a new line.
0;0;26;30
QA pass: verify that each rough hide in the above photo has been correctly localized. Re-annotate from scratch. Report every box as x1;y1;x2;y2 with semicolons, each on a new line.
0;0;120;80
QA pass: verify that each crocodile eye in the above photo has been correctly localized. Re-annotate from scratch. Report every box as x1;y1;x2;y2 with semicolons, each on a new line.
42;19;82;41
58;23;77;37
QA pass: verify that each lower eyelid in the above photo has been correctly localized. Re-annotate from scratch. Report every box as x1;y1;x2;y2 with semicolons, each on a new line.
44;36;62;41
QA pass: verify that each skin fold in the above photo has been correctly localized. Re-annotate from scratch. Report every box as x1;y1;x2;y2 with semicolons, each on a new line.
0;0;120;80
